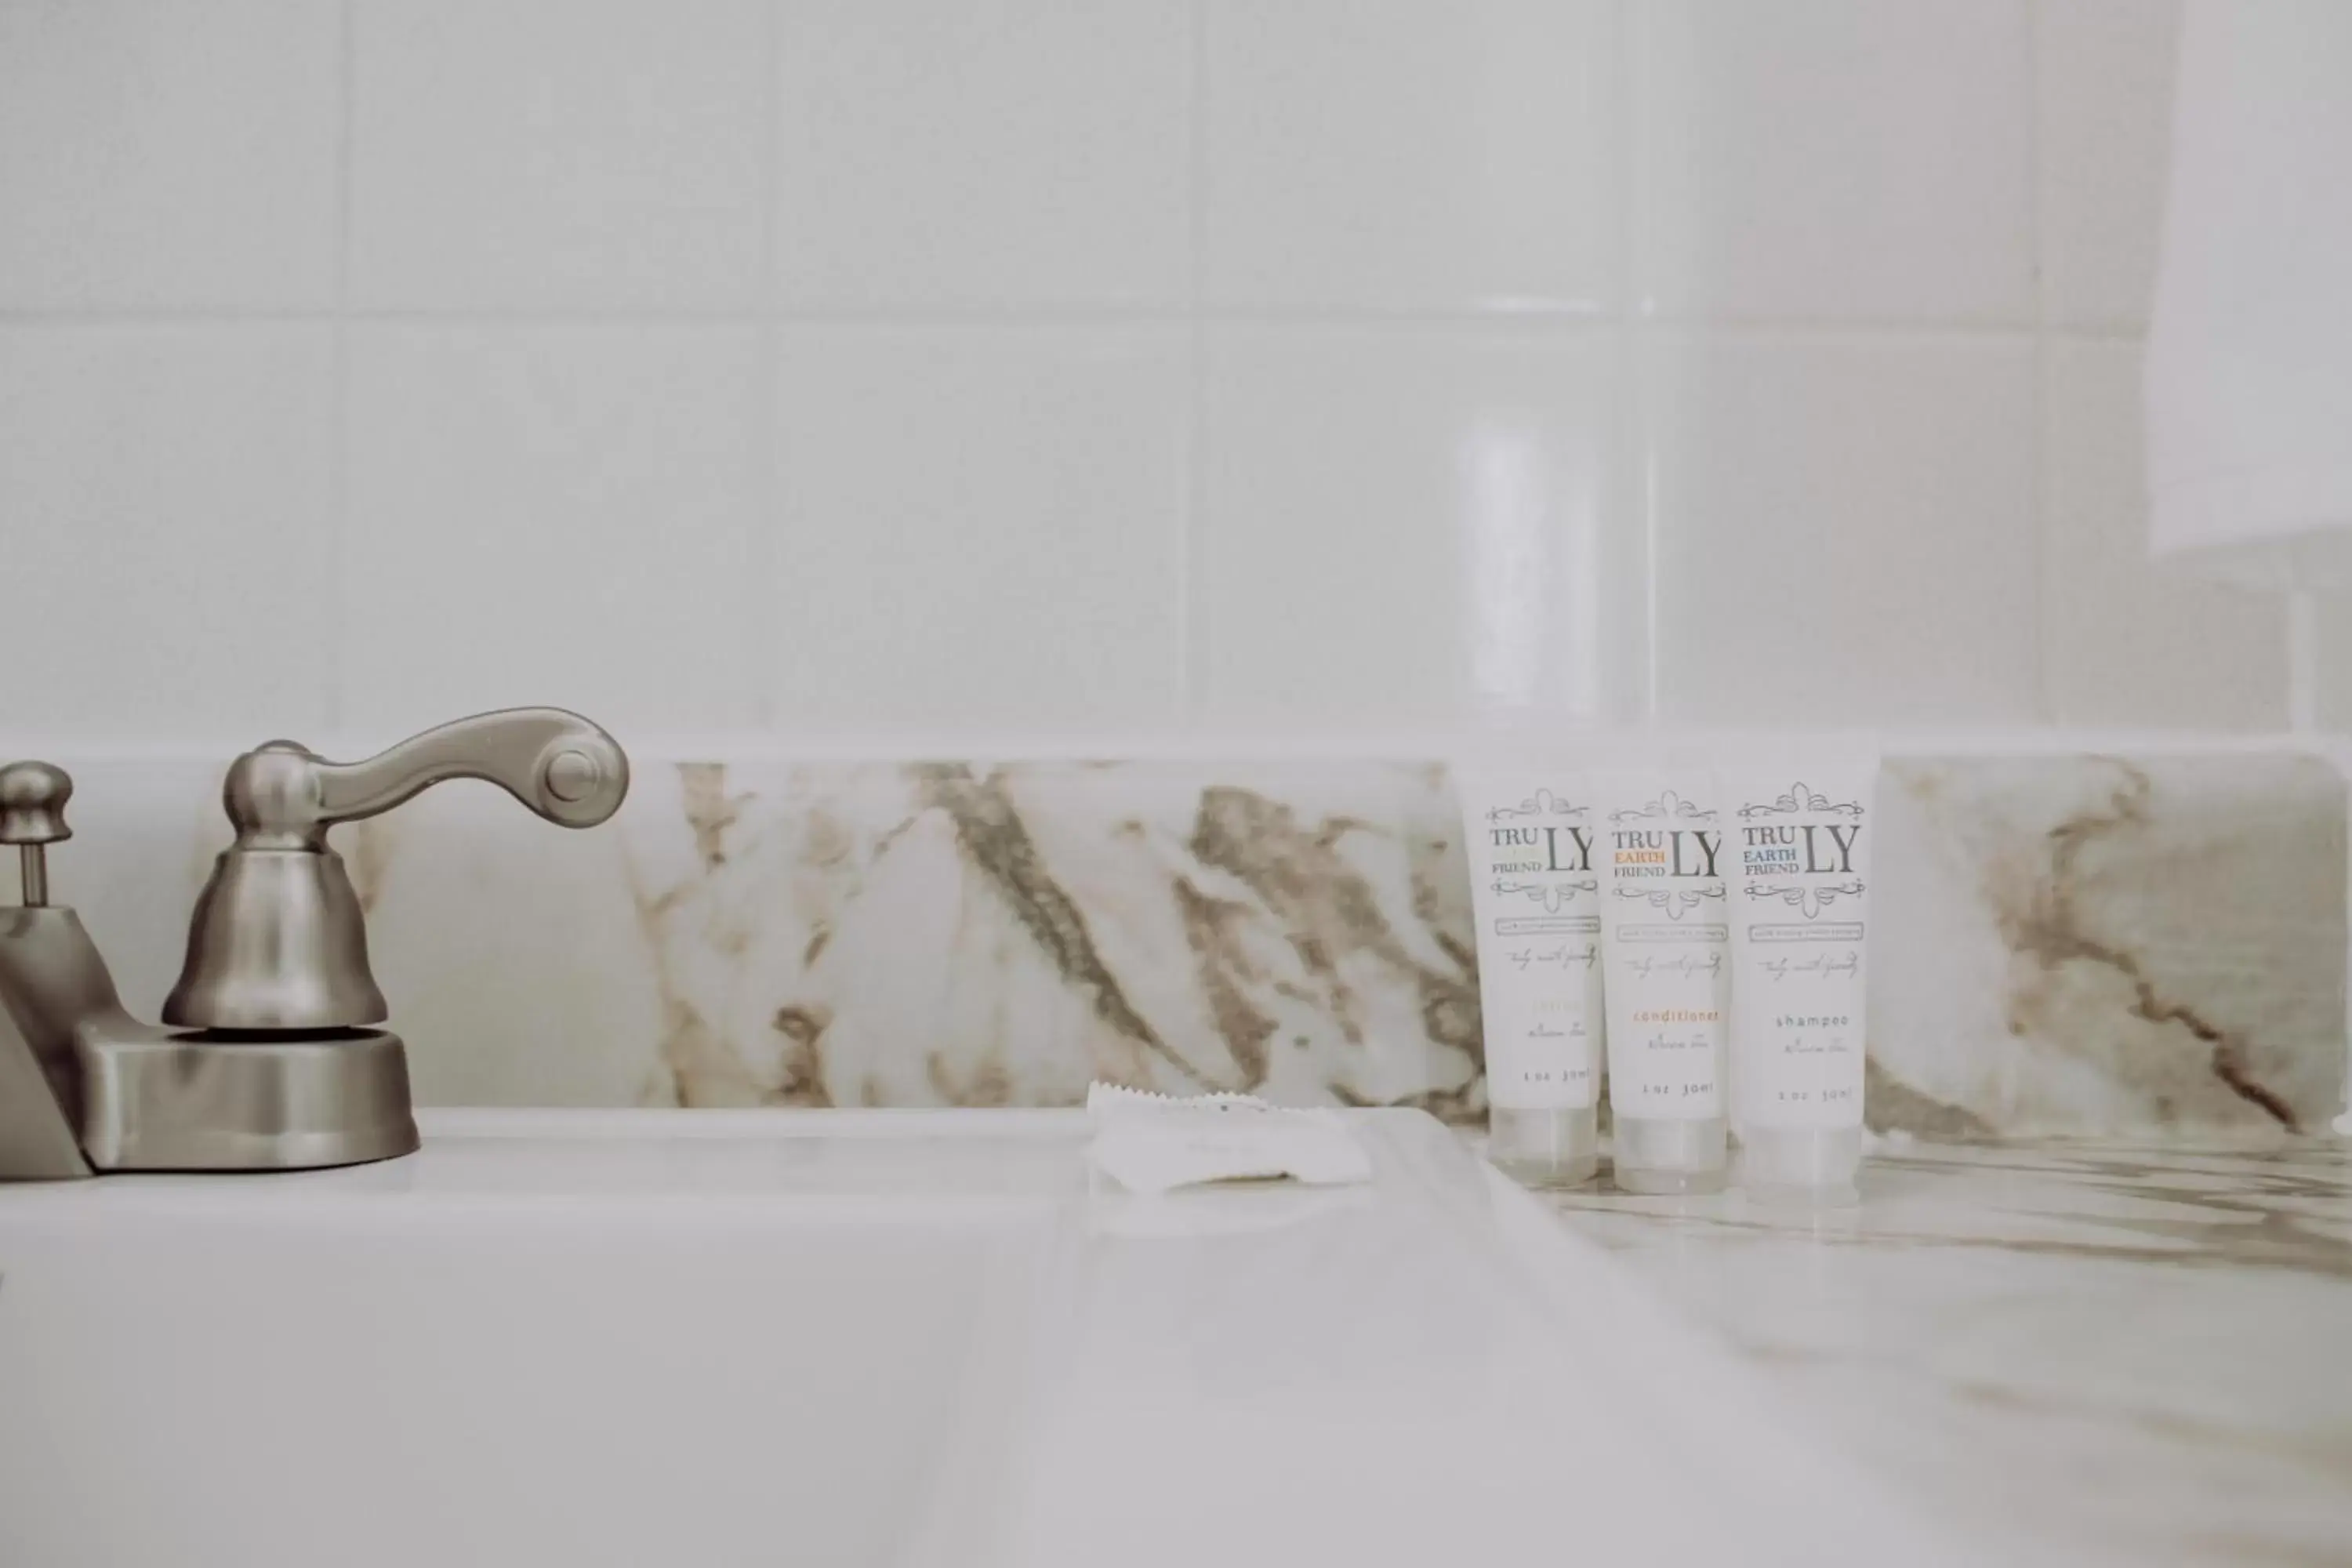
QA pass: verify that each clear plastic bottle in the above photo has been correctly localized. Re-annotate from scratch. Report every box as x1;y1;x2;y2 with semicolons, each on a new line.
1739;1125;1861;1207
1613;1115;1727;1196
1489;1105;1600;1189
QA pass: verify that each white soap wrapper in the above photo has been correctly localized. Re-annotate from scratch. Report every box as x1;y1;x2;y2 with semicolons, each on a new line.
1084;1083;1374;1195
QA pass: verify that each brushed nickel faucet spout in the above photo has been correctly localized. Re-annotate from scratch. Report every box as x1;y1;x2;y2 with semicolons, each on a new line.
0;708;630;1179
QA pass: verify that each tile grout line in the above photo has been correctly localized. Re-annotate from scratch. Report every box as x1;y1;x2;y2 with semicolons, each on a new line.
1181;0;1210;723
1620;0;1660;724
2026;0;2057;729
325;0;358;735
0;307;2097;339
757;0;784;737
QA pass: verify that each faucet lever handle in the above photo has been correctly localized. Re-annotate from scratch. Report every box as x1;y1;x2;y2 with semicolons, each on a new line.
224;707;629;847
1;760;73;907
310;708;627;830
168;707;630;1030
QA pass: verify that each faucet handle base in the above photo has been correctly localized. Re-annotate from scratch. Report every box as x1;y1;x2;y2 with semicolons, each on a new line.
0;1000;90;1179
2;887;418;1179
0;906;107;1180
81;1025;419;1173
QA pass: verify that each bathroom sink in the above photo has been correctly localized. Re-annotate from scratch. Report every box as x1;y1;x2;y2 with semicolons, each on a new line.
0;1109;1978;1567
0;1109;1069;1568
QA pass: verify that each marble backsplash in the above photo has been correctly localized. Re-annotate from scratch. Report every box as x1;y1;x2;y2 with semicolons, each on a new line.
8;750;2345;1138
1873;755;2345;1135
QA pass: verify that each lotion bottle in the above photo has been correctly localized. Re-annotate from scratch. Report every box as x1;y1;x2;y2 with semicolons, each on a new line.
1458;771;1605;1188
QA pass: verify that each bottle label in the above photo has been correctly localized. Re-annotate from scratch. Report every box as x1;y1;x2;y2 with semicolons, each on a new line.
1463;779;1603;1111
1600;776;1728;1120
1728;776;1871;1131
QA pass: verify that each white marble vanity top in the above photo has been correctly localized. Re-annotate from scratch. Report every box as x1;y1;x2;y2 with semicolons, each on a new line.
0;1107;1980;1568
18;1108;2328;1565
1542;1138;2352;1567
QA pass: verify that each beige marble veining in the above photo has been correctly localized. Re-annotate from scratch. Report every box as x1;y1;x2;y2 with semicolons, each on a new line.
612;760;1485;1112
12;750;2345;1137
1540;1139;2352;1567
1873;755;2346;1134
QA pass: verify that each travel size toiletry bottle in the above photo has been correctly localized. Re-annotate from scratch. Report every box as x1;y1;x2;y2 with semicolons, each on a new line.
1460;772;1605;1188
1724;768;1875;1205
1598;773;1730;1195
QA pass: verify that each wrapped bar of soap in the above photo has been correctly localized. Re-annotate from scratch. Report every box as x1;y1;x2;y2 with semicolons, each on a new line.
1083;1083;1374;1195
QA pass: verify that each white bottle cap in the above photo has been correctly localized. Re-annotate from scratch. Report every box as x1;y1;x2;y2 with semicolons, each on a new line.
1738;1125;1863;1206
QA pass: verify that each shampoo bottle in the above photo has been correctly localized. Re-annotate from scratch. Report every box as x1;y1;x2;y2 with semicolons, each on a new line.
1724;768;1875;1205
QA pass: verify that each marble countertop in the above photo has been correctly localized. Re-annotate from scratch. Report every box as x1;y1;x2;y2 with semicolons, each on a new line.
1540;1138;2352;1566
2;1108;1973;1568
7;1105;2343;1563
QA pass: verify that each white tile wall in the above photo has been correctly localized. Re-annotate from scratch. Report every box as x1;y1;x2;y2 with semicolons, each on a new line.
0;325;338;737
771;325;1189;730
0;0;2297;748
2327;609;2352;735
1646;336;2041;723
0;0;342;310
2042;341;2283;728
1199;327;1622;724
347;0;768;312
343;326;767;732
2038;0;2182;329
774;0;1192;309
1201;0;1620;313
1640;0;2036;324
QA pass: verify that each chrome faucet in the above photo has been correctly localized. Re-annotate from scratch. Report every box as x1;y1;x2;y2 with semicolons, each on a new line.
0;709;627;1180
